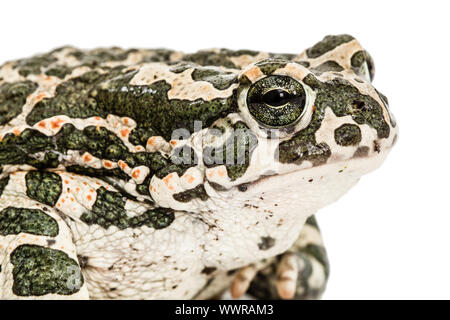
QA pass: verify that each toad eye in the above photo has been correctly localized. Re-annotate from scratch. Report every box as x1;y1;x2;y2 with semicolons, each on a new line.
262;89;292;107
247;75;306;127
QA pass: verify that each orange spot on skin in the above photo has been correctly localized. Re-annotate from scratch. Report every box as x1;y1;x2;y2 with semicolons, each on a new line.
170;140;177;146
312;105;316;113
21;234;26;238
185;174;195;184
13;129;21;136
83;182;87;186
75;187;80;193
118;160;128;170
70;197;74;202
64;180;69;184
90;189;94;193
208;171;214;178
50;117;64;130
57;203;61;207
83;153;93;162
123;117;129;125
120;128;130;137
163;173;173;186
95;116;101;121
35;93;47;102
38;121;47;129
169;185;174;191
87;195;92;201
147;137;155;146
45;76;52;81
61;199;65;203
136;146;143;151
104;160;113;168
132;169;140;179
245;67;261;80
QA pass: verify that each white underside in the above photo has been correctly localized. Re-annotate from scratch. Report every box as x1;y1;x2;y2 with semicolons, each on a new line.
72;150;389;299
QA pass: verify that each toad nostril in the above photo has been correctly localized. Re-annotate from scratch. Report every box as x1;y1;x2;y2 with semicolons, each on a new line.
373;140;381;153
352;100;369;112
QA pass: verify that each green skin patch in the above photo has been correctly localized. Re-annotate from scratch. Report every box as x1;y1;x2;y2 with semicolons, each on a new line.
0;176;9;197
203;121;258;181
182;49;259;69
351;50;375;81
306;34;354;58
66;165;130;182
173;184;208;202
334;124;362;146
12;47;83;79
69;47;177;66
0;207;59;237
277;116;331;166
80;187;174;230
155;145;198;179
13;54;57;77
25;171;62;207
191;67;238;90
0;81;38;126
255;58;287;75
10;244;83;296
69;48;137;67
45;65;73;79
311;61;344;74
25;68;125;126
0;129;59;168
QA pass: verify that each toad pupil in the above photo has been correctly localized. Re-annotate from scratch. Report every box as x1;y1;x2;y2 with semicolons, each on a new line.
262;89;293;107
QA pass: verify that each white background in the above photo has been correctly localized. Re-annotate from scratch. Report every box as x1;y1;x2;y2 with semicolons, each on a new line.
1;0;449;299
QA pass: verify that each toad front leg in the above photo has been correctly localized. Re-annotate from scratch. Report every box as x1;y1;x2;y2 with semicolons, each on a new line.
231;216;329;300
0;176;89;299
